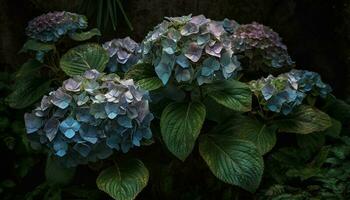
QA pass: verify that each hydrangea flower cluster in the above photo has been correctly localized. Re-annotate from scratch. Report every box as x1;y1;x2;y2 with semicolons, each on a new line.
103;37;140;73
232;22;294;69
140;15;241;85
24;70;153;166
26;11;88;43
249;69;332;115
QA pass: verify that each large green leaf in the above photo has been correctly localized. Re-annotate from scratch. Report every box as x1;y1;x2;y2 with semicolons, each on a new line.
69;28;101;41
60;43;108;76
125;63;162;91
96;159;149;200
45;155;75;186
203;80;252;112
275;105;332;134
160;102;206;161
221;116;276;155
199;134;264;192
207;113;276;154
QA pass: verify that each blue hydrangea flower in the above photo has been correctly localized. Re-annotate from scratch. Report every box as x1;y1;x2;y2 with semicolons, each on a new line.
232;22;294;70
103;37;140;73
25;11;88;43
249;69;332;115
140;15;241;85
24;70;153;167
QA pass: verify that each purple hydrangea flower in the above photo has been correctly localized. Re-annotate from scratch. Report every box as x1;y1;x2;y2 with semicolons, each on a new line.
232;22;294;70
26;11;88;43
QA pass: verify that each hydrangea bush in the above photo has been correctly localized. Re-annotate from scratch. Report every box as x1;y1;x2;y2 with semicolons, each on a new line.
24;70;153;167
103;37;140;73
140;15;241;85
13;12;350;200
249;69;332;115
26;11;88;43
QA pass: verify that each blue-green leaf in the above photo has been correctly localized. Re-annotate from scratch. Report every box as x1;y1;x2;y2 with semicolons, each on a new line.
199;134;264;192
160;102;206;161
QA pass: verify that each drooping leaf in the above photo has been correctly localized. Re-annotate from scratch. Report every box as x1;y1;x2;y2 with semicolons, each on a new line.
203;80;252;112
96;159;149;200
199;134;264;192
69;28;101;41
45;155;76;185
125;63;163;91
60;43;108;76
275;105;332;134
160;102;206;161
20;39;55;53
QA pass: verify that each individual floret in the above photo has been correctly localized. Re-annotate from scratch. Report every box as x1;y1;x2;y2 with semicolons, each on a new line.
103;37;140;73
24;70;153;167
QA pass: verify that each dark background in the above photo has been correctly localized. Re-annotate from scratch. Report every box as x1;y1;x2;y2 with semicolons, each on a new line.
1;0;349;98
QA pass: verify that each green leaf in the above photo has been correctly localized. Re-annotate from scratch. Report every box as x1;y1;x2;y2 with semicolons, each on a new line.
60;43;109;76
7;77;51;109
275;105;332;134
69;28;101;41
45;156;75;186
96;159;149;200
199;134;264;192
160;102;206;161
136;77;163;91
203;80;252;112
207;114;276;154
125;63;154;80
20;39;55;53
125;63;162;91
224;116;276;155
